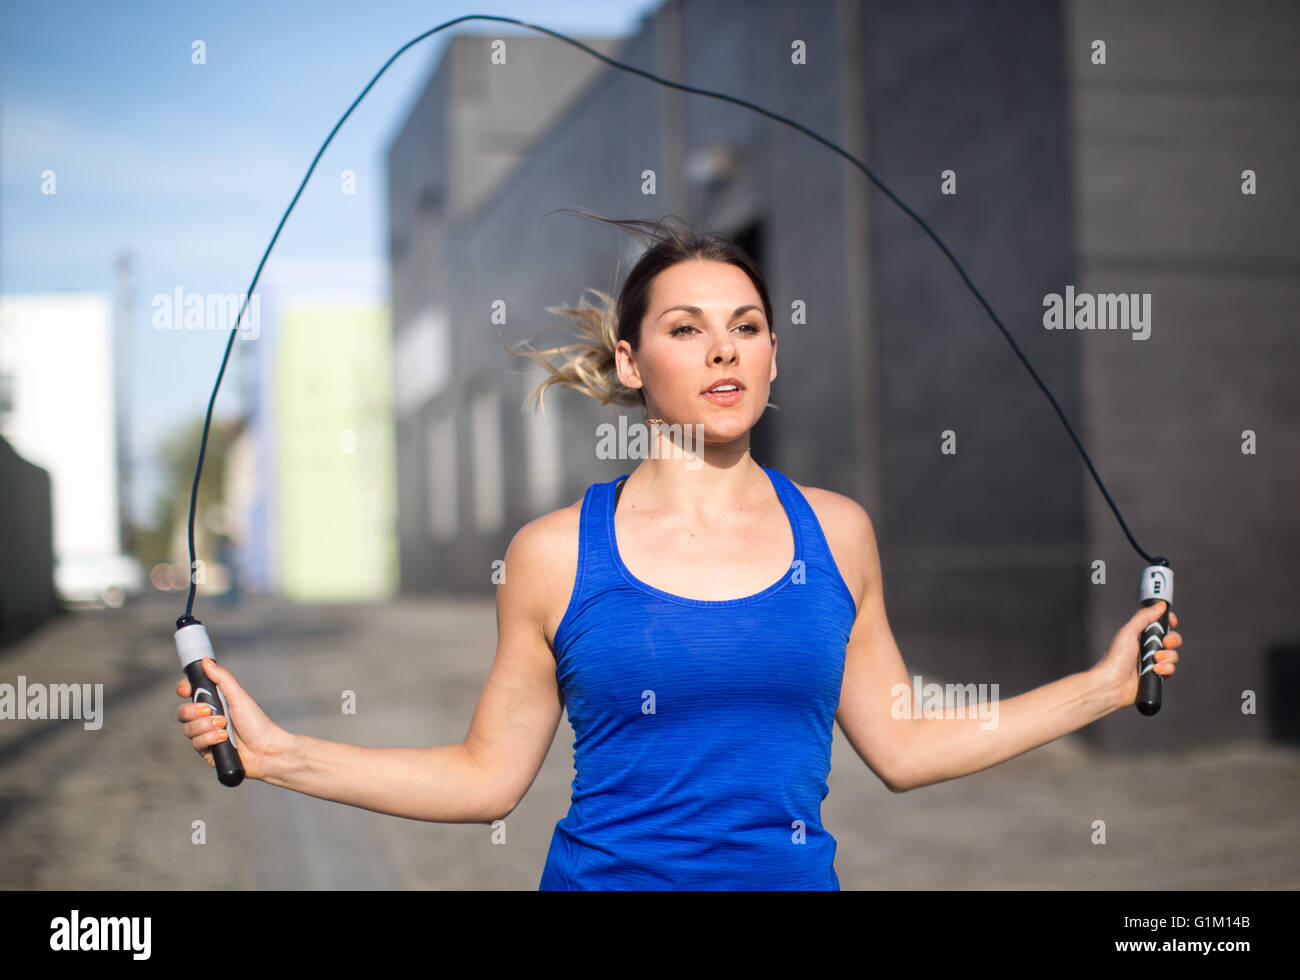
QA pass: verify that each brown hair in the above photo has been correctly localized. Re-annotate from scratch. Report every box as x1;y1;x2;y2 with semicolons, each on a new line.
505;209;775;417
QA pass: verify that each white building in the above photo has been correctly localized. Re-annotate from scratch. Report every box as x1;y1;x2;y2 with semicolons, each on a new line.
0;292;140;605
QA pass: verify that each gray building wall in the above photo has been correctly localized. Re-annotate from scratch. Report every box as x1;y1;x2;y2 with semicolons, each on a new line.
0;435;56;646
387;31;625;593
385;0;1299;751
855;0;1086;731
1065;0;1300;749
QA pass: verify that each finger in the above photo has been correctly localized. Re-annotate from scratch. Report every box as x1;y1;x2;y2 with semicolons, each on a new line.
177;678;191;698
1130;601;1167;631
182;712;224;738
176;702;213;723
193;727;230;750
1163;630;1182;648
1170;611;1178;628
200;658;243;697
182;714;226;739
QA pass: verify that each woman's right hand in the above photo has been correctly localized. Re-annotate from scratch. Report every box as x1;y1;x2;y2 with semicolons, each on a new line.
175;658;292;782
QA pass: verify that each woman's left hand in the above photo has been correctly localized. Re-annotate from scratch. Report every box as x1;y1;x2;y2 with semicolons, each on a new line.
1092;601;1182;710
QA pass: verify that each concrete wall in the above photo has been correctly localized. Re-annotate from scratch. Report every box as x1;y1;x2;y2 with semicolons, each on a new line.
0;435;56;646
384;0;1300;750
1065;0;1300;748
856;0;1086;725
387;32;624;593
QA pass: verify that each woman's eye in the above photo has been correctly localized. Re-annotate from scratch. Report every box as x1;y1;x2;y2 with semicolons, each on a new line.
670;323;762;336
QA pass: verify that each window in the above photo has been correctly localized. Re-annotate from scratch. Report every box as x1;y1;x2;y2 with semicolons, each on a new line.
427;412;457;541
471;386;503;534
523;363;562;513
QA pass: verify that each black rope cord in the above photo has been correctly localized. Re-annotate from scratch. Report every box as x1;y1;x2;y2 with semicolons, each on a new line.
182;13;1156;619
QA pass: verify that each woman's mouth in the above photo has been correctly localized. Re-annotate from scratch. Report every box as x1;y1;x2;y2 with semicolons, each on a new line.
701;379;744;406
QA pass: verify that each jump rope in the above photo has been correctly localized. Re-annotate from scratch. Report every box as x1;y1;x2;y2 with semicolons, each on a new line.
171;14;1174;788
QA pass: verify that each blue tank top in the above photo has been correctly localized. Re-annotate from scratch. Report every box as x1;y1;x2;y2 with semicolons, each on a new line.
539;466;858;890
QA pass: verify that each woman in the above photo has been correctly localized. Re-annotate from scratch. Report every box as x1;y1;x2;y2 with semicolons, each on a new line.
175;211;1182;890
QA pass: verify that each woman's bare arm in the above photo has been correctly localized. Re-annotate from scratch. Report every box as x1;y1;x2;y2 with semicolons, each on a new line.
460;507;573;818
810;487;1181;793
178;509;575;823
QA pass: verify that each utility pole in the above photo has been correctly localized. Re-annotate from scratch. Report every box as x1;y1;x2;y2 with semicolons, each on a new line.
114;249;134;555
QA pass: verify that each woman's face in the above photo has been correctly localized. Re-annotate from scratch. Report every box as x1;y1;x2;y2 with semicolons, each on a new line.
616;258;777;445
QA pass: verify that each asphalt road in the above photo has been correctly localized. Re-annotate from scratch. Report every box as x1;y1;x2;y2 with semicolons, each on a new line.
1;591;1296;889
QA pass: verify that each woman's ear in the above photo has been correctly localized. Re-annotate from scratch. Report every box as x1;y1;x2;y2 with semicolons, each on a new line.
615;339;643;390
769;331;777;384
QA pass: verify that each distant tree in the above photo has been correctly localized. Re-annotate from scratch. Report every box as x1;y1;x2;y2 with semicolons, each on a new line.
131;415;244;570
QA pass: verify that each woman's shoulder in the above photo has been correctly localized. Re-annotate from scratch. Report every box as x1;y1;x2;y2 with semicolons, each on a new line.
503;493;586;644
508;494;584;572
785;477;874;538
508;471;622;566
784;477;876;612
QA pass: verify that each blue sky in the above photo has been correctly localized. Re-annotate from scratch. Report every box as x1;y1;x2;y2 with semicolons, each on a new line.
1;0;660;525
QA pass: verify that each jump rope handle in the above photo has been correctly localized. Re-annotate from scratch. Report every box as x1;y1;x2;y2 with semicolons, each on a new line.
1135;559;1173;716
173;615;245;786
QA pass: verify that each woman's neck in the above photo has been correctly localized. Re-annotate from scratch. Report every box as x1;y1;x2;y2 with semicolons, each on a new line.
619;448;763;522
